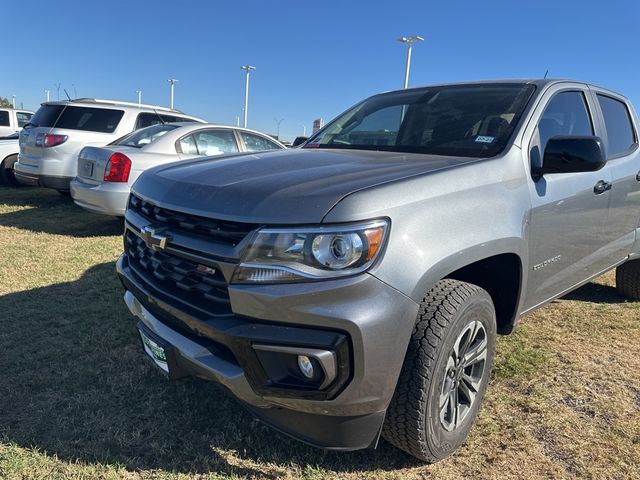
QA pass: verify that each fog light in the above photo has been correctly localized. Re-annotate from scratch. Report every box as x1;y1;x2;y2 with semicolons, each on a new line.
297;355;314;379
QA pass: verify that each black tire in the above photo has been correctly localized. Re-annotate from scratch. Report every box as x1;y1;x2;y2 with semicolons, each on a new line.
382;279;497;462
56;190;71;196
0;154;21;186
615;260;640;300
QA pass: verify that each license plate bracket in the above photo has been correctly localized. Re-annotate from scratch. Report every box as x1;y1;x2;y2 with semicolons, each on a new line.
137;322;185;379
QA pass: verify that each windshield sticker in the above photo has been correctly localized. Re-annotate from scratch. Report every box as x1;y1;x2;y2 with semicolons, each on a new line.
475;136;495;144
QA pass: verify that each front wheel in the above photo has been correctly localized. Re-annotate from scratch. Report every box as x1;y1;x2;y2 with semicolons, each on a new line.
382;279;497;462
0;154;21;186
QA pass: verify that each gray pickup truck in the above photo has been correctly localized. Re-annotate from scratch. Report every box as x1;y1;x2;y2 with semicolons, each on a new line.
117;79;640;462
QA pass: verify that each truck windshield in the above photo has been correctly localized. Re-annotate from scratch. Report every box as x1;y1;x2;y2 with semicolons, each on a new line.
304;83;536;158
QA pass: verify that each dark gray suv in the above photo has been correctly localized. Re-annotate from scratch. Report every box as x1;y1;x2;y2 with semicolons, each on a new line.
117;79;640;461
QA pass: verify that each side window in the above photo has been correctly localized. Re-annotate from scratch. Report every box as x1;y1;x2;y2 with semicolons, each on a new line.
178;134;198;155
16;112;33;127
0;111;9;127
240;132;281;152
168;115;195;124
137;113;196;130
538;91;593;153
193;130;239;156
136;113;163;130
597;94;636;157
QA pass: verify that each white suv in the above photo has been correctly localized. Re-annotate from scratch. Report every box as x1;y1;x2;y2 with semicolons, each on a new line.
14;99;204;191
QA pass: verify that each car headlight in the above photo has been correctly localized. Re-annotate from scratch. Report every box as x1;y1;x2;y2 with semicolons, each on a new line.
232;219;389;283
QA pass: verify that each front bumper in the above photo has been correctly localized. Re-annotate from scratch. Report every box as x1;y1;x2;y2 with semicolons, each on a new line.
70;178;129;216
117;254;419;450
14;160;73;190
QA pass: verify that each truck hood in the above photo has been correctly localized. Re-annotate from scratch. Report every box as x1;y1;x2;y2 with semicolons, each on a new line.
132;148;480;224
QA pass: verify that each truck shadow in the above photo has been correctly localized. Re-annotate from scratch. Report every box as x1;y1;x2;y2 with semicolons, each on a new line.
561;281;628;304
0;262;417;476
0;186;122;237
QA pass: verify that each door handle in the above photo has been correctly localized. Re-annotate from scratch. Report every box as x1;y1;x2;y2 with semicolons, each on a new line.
594;180;612;195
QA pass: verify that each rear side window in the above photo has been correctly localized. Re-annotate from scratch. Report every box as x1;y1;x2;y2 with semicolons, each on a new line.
16;112;32;127
597;94;636;157
178;134;199;155
29;105;124;133
193;130;238;155
537;91;593;152
136;113;196;129
0;111;9;126
239;132;282;152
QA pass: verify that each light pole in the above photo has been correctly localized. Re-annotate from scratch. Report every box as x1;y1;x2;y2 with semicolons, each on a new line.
136;90;142;107
275;118;284;139
398;35;424;89
240;65;256;128
167;79;178;109
11;95;16;108
303;125;306;136
55;82;61;101
45;89;50;102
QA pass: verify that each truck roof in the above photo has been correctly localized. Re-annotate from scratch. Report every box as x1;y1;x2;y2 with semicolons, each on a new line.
386;79;629;101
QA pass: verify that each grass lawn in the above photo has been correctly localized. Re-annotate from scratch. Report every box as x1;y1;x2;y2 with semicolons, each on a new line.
0;187;639;480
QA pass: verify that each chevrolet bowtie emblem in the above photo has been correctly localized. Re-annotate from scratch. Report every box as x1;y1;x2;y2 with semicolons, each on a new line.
141;225;171;251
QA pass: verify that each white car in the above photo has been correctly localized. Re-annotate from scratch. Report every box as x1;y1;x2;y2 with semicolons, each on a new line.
70;122;285;216
0;133;20;185
0;108;34;137
15;98;204;192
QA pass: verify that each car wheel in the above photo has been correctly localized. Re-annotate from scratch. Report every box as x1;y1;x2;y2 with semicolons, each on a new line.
382;279;496;462
615;260;640;300
0;155;21;186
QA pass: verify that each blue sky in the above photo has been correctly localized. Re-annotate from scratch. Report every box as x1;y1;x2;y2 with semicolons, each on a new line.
2;0;639;141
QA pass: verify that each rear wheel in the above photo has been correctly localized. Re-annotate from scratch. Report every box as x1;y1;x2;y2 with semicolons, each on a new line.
382;279;497;462
0;154;21;186
615;260;640;300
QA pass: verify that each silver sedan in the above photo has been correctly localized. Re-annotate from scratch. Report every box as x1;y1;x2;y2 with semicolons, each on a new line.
70;122;285;216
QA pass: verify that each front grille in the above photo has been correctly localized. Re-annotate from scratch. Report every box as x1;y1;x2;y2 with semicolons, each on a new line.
129;194;256;247
125;230;232;316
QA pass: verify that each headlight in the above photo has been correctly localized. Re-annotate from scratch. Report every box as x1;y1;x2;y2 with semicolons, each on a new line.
232;219;389;283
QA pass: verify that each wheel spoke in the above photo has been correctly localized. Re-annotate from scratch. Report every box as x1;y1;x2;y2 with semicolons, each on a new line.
458;376;476;405
463;337;487;368
439;389;452;428
456;326;473;359
440;356;456;407
450;387;459;428
461;371;482;392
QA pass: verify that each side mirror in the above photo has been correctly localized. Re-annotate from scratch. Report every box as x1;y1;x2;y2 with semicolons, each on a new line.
537;136;605;175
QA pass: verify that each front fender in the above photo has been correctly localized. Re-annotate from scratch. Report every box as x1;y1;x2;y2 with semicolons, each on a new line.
408;238;526;302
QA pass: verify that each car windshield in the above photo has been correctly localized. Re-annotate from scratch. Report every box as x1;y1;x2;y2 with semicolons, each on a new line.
304;83;536;158
116;123;179;148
